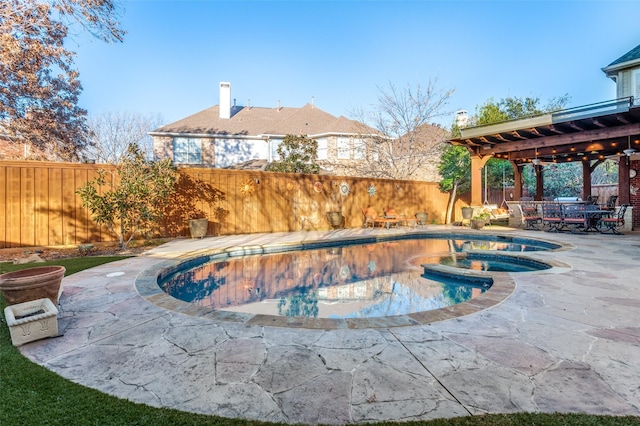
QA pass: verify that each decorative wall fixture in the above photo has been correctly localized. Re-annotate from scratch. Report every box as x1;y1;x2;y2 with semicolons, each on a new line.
339;182;350;196
239;179;256;197
313;181;323;193
368;184;377;197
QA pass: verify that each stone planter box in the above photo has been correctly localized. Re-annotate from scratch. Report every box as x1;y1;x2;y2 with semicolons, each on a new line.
4;298;59;346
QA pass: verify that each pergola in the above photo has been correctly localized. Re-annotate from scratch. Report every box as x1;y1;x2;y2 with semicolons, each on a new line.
449;97;640;210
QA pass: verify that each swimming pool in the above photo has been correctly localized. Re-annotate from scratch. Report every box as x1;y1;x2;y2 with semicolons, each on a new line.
156;234;559;321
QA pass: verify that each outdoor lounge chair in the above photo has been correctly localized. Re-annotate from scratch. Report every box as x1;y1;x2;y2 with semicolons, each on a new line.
599;204;628;234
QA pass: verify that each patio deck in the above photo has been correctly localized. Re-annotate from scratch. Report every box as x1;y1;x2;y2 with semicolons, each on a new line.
16;225;640;424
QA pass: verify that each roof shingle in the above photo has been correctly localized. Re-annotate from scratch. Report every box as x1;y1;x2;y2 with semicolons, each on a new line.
606;43;640;67
153;103;375;137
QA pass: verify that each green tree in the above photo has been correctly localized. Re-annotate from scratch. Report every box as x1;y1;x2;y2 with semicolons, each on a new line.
267;134;320;174
473;95;570;197
439;144;471;224
0;0;124;160
475;95;569;125
77;145;177;249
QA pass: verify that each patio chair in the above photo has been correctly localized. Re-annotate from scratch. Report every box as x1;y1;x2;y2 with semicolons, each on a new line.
599;204;628;234
601;195;618;211
561;204;587;233
383;207;416;228
362;207;398;229
517;203;541;230
541;203;564;232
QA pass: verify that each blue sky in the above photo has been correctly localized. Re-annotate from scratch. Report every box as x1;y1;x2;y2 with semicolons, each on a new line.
68;0;640;128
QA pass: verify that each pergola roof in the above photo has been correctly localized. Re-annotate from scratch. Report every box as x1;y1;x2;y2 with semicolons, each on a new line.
450;97;640;165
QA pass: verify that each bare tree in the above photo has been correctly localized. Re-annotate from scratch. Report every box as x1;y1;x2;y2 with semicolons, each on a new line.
0;0;125;160
333;79;453;180
84;111;164;164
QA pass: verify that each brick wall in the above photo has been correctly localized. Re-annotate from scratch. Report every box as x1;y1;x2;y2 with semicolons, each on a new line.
630;159;640;228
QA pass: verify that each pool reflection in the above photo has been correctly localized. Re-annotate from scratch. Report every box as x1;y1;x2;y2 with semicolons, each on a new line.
160;238;520;319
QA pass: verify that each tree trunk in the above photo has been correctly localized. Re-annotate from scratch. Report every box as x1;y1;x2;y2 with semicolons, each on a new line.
445;182;458;224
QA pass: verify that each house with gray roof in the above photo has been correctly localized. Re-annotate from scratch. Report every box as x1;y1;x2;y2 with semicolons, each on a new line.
602;42;640;103
149;82;378;170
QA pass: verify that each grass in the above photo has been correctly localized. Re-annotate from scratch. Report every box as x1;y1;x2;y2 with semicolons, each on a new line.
0;256;134;276
1;257;639;425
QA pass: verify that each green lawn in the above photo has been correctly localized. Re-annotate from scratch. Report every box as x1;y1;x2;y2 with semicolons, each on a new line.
0;256;134;276
1;257;639;425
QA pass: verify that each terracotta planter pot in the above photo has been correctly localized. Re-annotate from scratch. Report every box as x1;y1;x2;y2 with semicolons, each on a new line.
470;219;485;230
0;265;65;306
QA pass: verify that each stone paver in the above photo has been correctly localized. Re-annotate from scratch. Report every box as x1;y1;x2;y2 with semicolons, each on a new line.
16;226;640;423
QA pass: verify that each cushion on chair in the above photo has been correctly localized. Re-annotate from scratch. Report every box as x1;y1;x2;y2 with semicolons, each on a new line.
384;208;398;218
363;207;378;219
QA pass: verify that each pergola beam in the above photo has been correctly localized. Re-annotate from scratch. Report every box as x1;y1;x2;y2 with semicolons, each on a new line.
487;123;640;154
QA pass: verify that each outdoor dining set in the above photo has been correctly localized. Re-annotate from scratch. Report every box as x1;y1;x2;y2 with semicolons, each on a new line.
518;195;629;234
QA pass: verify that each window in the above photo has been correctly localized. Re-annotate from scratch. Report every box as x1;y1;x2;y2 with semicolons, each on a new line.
633;69;640;105
353;138;366;160
337;137;350;159
270;139;281;161
316;138;328;160
173;138;202;164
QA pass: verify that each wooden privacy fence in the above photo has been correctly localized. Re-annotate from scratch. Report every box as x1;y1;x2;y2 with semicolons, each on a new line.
0;161;468;249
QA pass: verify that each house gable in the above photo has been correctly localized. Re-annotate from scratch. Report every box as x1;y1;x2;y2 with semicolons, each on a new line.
602;43;640;104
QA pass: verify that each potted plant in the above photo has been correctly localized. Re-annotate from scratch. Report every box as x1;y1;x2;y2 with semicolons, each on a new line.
324;181;346;229
470;212;490;229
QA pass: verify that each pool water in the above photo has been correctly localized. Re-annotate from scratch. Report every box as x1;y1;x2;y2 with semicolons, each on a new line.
438;253;552;272
159;237;553;320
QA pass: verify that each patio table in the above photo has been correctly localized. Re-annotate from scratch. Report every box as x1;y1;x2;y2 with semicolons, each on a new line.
584;209;611;232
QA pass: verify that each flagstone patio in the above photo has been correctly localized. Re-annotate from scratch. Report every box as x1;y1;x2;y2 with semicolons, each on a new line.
16;226;640;424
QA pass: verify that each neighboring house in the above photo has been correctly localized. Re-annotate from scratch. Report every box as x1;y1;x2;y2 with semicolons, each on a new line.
602;43;640;103
0;124;56;161
149;82;380;171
